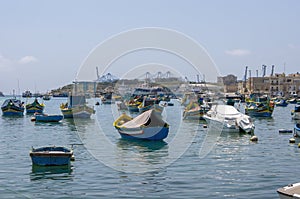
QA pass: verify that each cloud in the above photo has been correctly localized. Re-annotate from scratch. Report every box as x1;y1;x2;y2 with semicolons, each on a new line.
225;49;251;56
18;56;38;64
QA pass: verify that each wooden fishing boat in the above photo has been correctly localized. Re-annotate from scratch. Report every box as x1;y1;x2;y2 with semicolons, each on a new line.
245;101;274;117
33;113;63;122
22;90;32;98
126;98;142;112
294;123;300;137
277;182;300;199
113;109;169;141
183;101;210;120
245;94;274;117
42;94;51;101
30;146;73;166
101;92;114;104
288;98;297;104
291;105;300;120
138;97;160;113
26;98;45;114
275;99;288;107
60;95;95;118
1;98;24;116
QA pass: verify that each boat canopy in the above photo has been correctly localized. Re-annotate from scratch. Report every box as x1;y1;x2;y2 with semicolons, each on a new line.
120;109;166;129
211;105;240;116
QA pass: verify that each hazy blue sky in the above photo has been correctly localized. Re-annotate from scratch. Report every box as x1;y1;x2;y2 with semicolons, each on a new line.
0;0;299;94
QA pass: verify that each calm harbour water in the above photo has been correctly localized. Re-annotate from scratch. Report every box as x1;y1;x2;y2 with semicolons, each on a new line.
0;97;299;198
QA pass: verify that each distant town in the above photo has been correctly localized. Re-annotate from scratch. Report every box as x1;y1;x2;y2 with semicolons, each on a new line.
1;68;299;98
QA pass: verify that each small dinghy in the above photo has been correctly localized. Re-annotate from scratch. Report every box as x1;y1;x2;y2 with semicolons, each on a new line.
30;146;73;166
32;113;63;122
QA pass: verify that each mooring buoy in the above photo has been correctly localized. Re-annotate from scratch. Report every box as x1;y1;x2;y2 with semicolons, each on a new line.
289;138;296;143
250;135;258;142
279;129;293;134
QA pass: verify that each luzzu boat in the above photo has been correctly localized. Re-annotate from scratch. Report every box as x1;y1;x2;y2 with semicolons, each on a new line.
291;105;300;120
113;109;169;141
60;95;95;118
30;146;73;166
126;97;142;112
138;97;159;113
294;123;300;137
183;101;210;120
26;98;45;114
1;98;24;116
275;99;289;107
245;95;274;117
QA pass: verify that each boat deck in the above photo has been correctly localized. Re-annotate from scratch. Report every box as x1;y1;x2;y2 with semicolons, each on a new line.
278;183;300;198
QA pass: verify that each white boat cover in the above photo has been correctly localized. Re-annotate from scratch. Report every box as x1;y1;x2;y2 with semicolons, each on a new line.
211;105;241;117
120;109;166;129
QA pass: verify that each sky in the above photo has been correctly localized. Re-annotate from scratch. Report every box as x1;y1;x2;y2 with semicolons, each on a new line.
0;0;299;94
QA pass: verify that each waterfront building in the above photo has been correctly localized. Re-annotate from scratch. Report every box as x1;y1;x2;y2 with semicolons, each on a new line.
217;74;238;93
244;72;300;97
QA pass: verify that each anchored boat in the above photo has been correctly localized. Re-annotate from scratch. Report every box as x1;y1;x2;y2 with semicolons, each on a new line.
245;94;274;117
60;95;95;118
30;146;73;166
203;104;255;133
1;98;24;116
277;182;300;199
113;109;169;141
292;105;300;120
32;113;63;122
26;98;45;114
183;101;210;120
294;123;300;137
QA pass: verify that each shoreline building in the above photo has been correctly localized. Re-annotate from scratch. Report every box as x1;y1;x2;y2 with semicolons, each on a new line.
237;72;300;97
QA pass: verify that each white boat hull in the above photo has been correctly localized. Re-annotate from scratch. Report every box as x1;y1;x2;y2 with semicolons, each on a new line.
277;183;300;199
203;105;255;133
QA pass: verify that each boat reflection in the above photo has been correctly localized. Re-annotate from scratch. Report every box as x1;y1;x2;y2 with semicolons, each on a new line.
117;139;168;151
30;164;73;181
115;139;169;172
64;117;95;132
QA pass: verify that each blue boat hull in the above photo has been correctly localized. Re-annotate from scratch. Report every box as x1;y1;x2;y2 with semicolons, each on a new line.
26;109;43;114
30;146;73;166
30;155;71;166
276;103;288;107
1;99;24;116
118;126;169;141
35;115;63;122
245;111;272;117
2;111;24;116
294;124;300;137
128;106;139;112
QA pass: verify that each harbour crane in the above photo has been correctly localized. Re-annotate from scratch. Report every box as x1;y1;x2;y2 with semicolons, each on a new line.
244;66;248;81
271;65;274;76
262;65;267;77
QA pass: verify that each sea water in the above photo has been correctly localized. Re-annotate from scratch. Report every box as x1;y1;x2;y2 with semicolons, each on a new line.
0;97;298;198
